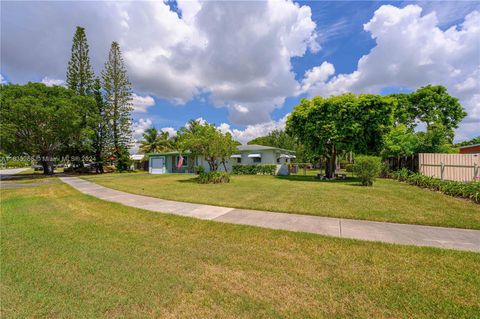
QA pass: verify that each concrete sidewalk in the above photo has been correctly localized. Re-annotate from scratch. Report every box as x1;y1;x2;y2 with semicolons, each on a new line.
0;168;29;180
60;176;480;252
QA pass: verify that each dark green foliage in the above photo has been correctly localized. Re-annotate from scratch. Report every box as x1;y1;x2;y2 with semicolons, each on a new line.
195;165;205;175
0;83;95;174
177;120;237;171
353;156;382;186
102;41;133;163
197;171;230;184
390;169;480;203
287;94;395;178
390;85;466;135
66;26;95;96
139;127;173;154
91;78;110;173
115;146;131;172
415;123;455;153
232;164;276;175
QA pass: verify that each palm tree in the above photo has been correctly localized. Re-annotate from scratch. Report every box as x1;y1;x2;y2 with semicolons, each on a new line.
139;127;173;154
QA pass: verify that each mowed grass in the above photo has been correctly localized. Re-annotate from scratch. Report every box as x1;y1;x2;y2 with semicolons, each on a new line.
1;183;480;318
83;173;480;229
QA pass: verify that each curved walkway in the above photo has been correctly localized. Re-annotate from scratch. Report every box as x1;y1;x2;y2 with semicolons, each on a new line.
60;176;480;252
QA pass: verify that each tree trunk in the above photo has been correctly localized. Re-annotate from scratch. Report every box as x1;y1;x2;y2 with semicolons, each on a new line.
222;160;228;172
324;145;337;179
41;160;55;175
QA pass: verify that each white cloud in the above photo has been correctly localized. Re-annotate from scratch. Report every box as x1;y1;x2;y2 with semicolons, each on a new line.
0;74;6;84
302;5;480;139
160;127;177;138
219;114;289;144
131;93;155;113
120;0;318;125
132;118;153;141
130;117;153;154
41;77;65;87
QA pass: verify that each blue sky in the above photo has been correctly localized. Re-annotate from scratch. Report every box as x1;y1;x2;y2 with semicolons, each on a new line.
1;1;479;143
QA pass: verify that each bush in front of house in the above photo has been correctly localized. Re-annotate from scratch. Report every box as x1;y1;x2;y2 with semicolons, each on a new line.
232;164;276;175
353;156;382;186
197;171;230;184
390;169;480;203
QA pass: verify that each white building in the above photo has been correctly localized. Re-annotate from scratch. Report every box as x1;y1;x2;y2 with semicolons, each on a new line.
148;144;295;175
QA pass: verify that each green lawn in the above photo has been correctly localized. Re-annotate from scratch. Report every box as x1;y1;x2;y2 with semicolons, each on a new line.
1;182;480;318
82;173;480;229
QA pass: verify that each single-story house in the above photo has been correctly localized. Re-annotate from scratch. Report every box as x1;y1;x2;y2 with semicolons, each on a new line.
148;144;295;175
459;144;480;154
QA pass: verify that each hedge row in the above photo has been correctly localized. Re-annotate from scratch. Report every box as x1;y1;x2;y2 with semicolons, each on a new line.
197;171;230;184
232;164;276;175
390;168;480;203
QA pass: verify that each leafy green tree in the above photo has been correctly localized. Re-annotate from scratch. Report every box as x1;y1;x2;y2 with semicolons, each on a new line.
416;124;455;153
391;85;466;135
381;124;419;158
287;94;395;178
102;41;133;166
0;83;94;174
177;120;237;171
247;130;297;150
66;26;95;96
139;127;173;154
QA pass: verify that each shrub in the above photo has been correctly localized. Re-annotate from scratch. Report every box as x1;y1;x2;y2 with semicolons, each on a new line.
195;165;205;175
232;164;276;175
390;171;480;203
353;156;382;186
197;171;230;184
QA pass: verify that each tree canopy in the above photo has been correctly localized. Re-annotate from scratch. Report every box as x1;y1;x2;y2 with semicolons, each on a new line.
0;83;95;174
66;26;95;96
139;127;174;154
287;93;395;177
176;120;237;171
390;85;466;136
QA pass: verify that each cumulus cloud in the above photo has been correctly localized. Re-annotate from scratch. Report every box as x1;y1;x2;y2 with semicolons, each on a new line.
0;74;6;84
131;93;155;113
302;5;480;139
41;77;65;87
130;117;153;153
218;114;289;144
2;0;318;126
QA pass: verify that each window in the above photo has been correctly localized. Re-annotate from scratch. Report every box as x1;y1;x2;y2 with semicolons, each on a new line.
237;158;242;164
277;158;280;164
253;157;261;163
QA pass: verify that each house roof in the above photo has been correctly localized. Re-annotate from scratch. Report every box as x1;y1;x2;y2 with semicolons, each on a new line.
146;144;295;156
237;144;295;153
459;144;480;149
147;151;190;156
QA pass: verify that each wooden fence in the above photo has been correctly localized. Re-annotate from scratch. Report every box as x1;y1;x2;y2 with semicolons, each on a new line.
419;153;480;182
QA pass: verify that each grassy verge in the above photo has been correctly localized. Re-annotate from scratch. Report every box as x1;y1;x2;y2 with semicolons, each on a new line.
82;173;480;229
1;183;480;318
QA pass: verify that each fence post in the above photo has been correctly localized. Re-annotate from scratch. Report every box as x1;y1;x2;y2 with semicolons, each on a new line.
440;162;445;180
474;163;478;181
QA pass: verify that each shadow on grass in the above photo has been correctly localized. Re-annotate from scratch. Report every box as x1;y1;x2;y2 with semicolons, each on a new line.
276;174;360;184
0;173;56;182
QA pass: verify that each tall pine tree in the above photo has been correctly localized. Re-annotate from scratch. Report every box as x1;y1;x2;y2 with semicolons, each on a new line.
92;77;110;173
66;26;95;96
101;41;133;170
